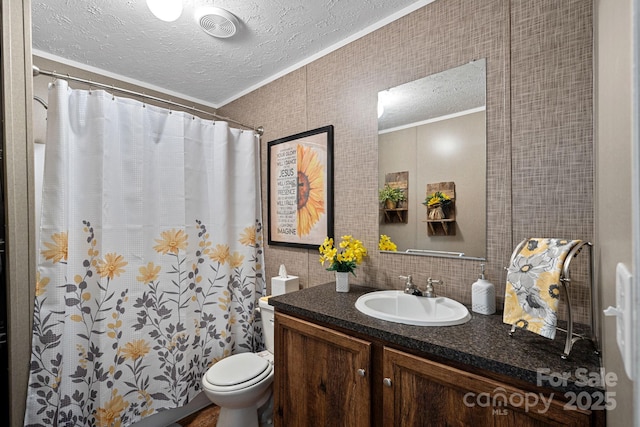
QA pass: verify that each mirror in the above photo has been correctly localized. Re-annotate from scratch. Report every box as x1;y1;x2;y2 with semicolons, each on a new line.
378;59;486;259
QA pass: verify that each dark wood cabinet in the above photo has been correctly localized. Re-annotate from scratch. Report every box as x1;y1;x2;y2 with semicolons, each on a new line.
382;347;594;426
275;312;601;427
274;313;371;426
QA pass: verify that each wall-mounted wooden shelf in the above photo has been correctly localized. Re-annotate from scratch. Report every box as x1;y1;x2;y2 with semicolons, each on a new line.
381;171;409;224
423;218;456;235
424;182;456;236
383;207;408;223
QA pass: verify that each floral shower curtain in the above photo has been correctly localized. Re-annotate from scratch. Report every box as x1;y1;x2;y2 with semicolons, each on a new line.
25;80;265;427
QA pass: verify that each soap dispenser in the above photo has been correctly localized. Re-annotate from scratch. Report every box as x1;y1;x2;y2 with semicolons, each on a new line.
471;263;495;315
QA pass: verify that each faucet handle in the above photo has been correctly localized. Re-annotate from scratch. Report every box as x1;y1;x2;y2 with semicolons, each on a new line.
425;277;442;298
400;275;422;296
399;275;413;285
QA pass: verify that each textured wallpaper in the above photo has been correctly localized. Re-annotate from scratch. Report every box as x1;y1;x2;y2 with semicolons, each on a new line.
221;0;593;325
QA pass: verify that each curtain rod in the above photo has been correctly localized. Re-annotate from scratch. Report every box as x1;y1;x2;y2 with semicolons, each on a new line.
32;65;263;136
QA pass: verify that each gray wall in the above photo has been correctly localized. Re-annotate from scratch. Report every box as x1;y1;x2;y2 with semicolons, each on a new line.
222;0;592;319
2;1;35;425
378;111;486;257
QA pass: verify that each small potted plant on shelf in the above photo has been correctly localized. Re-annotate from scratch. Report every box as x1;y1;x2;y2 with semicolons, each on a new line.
423;191;452;220
378;184;406;209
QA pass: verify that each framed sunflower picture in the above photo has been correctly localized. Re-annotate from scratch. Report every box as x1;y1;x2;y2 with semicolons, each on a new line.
267;125;334;249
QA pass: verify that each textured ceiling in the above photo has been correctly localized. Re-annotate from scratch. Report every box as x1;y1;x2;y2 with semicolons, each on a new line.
378;59;486;131
32;0;431;108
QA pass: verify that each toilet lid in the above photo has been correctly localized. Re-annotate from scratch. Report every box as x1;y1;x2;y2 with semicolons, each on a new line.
258;296;271;309
206;353;271;387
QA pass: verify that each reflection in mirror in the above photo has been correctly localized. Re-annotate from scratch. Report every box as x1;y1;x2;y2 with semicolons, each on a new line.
378;59;486;259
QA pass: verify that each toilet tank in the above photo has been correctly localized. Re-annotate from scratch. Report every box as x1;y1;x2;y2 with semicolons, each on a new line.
258;296;275;354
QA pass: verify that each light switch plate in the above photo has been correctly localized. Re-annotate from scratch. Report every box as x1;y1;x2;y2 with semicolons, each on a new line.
615;262;633;379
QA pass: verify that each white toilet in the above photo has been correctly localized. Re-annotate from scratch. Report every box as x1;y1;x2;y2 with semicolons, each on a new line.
202;296;275;427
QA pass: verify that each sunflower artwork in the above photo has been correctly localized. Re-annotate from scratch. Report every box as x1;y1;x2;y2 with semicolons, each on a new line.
268;126;334;249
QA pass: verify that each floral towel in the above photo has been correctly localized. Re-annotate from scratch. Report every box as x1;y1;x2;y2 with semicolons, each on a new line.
503;238;581;340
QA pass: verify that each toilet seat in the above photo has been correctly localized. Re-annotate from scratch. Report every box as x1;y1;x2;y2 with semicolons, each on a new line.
204;353;273;392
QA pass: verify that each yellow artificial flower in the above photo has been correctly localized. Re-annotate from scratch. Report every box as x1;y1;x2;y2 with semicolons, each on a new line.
209;244;230;264
318;237;337;264
120;339;151;361
153;229;188;255
136;262;161;283
319;235;367;275
378;234;397;251
239;226;257;246
96;253;128;280
41;232;68;263
424;191;451;207
296;144;325;237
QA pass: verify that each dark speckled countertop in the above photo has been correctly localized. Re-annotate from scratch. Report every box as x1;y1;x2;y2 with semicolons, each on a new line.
269;283;604;395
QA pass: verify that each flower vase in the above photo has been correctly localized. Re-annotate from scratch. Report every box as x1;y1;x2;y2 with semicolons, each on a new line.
428;203;445;220
335;271;350;292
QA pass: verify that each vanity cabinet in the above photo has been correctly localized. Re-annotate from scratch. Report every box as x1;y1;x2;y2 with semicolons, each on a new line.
275;312;601;427
383;347;593;426
273;313;371;426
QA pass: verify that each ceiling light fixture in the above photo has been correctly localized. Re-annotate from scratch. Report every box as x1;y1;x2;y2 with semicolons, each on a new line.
146;0;183;22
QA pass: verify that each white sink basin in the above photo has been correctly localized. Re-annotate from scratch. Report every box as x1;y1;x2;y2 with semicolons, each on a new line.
355;290;471;326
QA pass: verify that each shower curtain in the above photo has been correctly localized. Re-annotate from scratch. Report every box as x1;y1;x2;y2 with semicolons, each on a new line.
25;80;265;427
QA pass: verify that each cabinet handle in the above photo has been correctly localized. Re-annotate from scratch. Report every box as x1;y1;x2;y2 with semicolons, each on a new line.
357;368;365;377
383;378;392;387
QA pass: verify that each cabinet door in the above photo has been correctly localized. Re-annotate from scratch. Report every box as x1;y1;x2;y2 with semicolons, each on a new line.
382;347;593;427
274;313;371;427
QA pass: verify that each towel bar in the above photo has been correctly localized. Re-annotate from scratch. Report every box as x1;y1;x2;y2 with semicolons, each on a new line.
506;238;598;359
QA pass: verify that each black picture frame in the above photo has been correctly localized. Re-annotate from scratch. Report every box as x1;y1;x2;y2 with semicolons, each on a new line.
267;125;334;249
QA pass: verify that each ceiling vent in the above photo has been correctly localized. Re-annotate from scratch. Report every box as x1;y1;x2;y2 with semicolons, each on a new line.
196;7;239;39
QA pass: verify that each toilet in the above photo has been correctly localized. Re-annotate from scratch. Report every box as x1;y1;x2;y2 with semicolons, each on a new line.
202;296;275;427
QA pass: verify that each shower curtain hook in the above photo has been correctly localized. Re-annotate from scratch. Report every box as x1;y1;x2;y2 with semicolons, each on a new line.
111;84;115;100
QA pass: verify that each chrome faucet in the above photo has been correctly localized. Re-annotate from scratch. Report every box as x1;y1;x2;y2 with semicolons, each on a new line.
423;277;443;298
400;275;443;298
400;275;422;296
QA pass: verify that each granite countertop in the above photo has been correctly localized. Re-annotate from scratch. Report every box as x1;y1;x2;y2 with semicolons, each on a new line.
269;283;604;395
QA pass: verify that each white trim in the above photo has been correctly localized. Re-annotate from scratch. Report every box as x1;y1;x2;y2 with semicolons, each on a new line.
378;106;486;135
633;0;640;425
